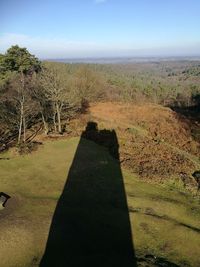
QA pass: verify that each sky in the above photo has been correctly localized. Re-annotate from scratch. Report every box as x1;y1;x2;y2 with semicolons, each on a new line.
0;0;200;58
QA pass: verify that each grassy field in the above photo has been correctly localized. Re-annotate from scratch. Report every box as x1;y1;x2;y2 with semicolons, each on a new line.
0;137;200;266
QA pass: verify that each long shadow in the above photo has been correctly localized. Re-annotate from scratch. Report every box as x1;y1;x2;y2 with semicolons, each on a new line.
40;122;137;267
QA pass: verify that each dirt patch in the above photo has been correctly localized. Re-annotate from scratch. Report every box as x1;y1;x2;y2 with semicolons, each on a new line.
0;194;22;220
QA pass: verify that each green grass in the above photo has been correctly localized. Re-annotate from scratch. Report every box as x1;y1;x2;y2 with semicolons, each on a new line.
0;137;200;266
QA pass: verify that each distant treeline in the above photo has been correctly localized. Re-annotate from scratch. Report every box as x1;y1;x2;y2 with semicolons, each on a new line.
0;45;200;148
93;61;200;106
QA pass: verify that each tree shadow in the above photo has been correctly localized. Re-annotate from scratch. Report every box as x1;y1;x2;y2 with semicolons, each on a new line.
170;93;200;123
40;122;137;267
169;95;200;143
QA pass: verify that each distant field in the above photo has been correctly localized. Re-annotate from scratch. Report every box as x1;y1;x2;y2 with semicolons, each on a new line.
0;136;200;267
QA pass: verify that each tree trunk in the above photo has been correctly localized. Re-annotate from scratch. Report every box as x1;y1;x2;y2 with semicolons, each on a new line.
23;114;26;142
19;71;26;143
56;102;62;133
41;112;48;135
18;102;23;144
53;112;57;133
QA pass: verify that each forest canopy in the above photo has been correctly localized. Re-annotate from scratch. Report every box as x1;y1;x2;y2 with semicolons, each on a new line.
0;45;200;149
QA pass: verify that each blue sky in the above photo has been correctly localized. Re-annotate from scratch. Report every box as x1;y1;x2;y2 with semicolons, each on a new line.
0;0;200;58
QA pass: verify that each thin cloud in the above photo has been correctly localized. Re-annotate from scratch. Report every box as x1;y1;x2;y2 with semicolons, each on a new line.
0;33;119;58
0;33;199;59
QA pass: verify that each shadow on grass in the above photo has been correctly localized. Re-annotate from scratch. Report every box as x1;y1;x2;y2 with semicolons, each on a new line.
40;122;137;267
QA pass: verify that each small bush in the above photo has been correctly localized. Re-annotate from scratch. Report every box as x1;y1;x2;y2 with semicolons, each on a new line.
17;141;42;155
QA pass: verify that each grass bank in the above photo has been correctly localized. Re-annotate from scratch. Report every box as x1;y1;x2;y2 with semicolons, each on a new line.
0;137;199;266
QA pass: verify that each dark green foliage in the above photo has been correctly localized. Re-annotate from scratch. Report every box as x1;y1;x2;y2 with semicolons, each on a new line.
0;54;6;74
2;45;41;74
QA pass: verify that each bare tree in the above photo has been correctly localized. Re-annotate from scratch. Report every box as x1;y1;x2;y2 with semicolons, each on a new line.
0;73;40;144
39;63;74;133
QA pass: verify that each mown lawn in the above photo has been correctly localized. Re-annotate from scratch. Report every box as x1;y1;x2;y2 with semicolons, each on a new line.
0;137;199;267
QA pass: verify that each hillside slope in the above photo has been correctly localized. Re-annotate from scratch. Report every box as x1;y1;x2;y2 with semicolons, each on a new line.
0;138;200;267
86;102;200;190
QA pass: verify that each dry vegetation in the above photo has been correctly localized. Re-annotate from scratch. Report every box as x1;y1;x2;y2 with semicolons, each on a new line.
62;102;199;192
1;46;200;266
